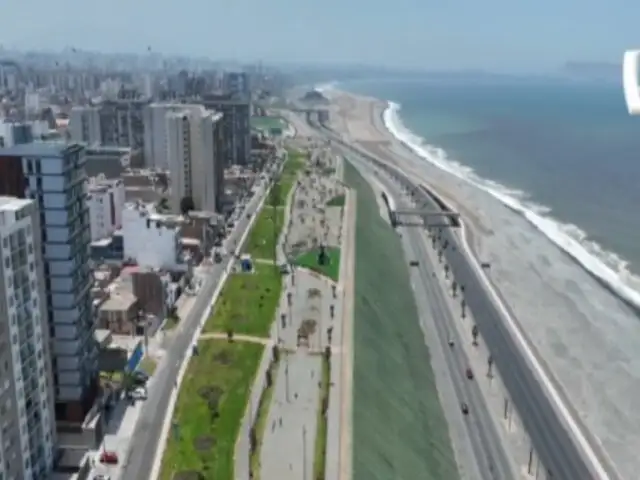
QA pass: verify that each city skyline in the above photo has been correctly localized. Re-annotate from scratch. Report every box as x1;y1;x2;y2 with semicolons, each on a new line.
2;0;638;73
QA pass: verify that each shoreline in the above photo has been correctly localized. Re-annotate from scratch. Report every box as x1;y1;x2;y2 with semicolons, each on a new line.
324;88;640;478
364;96;640;320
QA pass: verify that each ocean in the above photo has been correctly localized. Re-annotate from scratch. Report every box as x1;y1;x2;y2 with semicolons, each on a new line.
341;78;640;311
328;78;640;477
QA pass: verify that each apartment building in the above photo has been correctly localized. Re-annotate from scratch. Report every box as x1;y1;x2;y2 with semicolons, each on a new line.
0;196;57;479
0;121;34;148
142;103;184;169
200;92;251;166
0;142;99;423
122;202;182;270
69;100;148;151
166;106;224;214
87;178;125;241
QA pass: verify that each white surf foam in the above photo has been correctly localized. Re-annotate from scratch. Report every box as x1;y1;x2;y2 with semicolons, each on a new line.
382;100;640;311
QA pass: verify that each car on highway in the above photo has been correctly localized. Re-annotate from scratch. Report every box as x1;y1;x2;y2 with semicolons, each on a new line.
465;367;474;380
409;260;419;267
93;475;111;480
461;402;469;415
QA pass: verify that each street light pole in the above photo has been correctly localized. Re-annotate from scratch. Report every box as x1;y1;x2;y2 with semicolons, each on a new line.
302;425;307;480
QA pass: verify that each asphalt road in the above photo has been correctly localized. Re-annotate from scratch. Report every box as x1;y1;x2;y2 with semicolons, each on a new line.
120;166;275;479
348;151;514;479
316;119;618;480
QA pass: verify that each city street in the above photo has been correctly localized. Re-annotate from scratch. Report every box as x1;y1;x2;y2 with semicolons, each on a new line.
117;171;272;480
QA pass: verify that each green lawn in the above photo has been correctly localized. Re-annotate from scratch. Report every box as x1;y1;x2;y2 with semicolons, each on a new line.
204;263;282;337
251;116;285;132
159;340;264;480
313;354;331;479
293;247;341;281
326;194;345;207
282;151;307;175
243;208;284;261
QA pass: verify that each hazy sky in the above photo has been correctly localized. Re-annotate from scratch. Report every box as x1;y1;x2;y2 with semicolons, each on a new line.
3;0;639;71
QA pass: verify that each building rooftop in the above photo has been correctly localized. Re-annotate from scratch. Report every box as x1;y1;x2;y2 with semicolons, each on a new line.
100;289;137;312
0;140;82;157
0;196;31;211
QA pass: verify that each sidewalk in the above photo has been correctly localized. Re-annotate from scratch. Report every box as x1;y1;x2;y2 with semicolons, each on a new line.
86;331;169;479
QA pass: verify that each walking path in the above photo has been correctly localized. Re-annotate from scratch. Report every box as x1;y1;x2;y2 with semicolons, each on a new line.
198;332;272;345
259;148;349;480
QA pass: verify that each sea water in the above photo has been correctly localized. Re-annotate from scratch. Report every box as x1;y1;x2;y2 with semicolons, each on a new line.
335;78;640;477
345;78;640;313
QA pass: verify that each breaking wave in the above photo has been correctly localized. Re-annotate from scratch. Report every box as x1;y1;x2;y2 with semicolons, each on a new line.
383;100;640;312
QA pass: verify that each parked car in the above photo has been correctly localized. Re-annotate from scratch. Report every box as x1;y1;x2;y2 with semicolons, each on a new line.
99;451;118;465
409;260;419;267
94;475;111;480
465;367;474;380
461;402;469;415
131;387;147;401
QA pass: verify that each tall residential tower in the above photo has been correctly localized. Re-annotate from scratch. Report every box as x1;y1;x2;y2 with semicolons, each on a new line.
0;196;57;479
0;143;98;422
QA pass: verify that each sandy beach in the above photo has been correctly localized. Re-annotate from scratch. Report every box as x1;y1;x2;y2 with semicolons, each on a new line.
325;89;640;479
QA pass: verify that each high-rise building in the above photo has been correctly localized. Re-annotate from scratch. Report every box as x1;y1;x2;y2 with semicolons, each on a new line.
68;106;101;145
0;196;57;479
201;93;251;166
87;178;125;241
142;103;184;169
0;120;34;147
0;142;99;422
69;100;148;151
222;72;250;99
166;106;224;213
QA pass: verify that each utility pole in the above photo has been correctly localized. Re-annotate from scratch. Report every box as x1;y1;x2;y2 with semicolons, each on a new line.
285;355;290;402
302;425;307;480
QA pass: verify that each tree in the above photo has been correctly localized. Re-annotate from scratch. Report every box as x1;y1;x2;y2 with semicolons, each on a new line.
180;196;195;215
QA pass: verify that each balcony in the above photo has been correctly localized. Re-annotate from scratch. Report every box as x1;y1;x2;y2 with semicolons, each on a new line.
52;338;81;356
56;355;80;372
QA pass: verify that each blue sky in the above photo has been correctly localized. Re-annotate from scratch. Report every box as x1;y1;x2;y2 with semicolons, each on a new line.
3;0;639;72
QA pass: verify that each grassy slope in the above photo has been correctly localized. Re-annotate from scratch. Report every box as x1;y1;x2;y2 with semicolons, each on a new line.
344;160;459;480
159;340;264;480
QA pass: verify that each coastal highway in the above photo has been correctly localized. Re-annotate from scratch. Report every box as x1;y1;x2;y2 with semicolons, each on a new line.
120;164;275;479
345;150;515;479
308;116;618;479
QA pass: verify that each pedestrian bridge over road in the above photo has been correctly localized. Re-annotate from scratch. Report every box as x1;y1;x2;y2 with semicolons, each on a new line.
392;208;461;228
